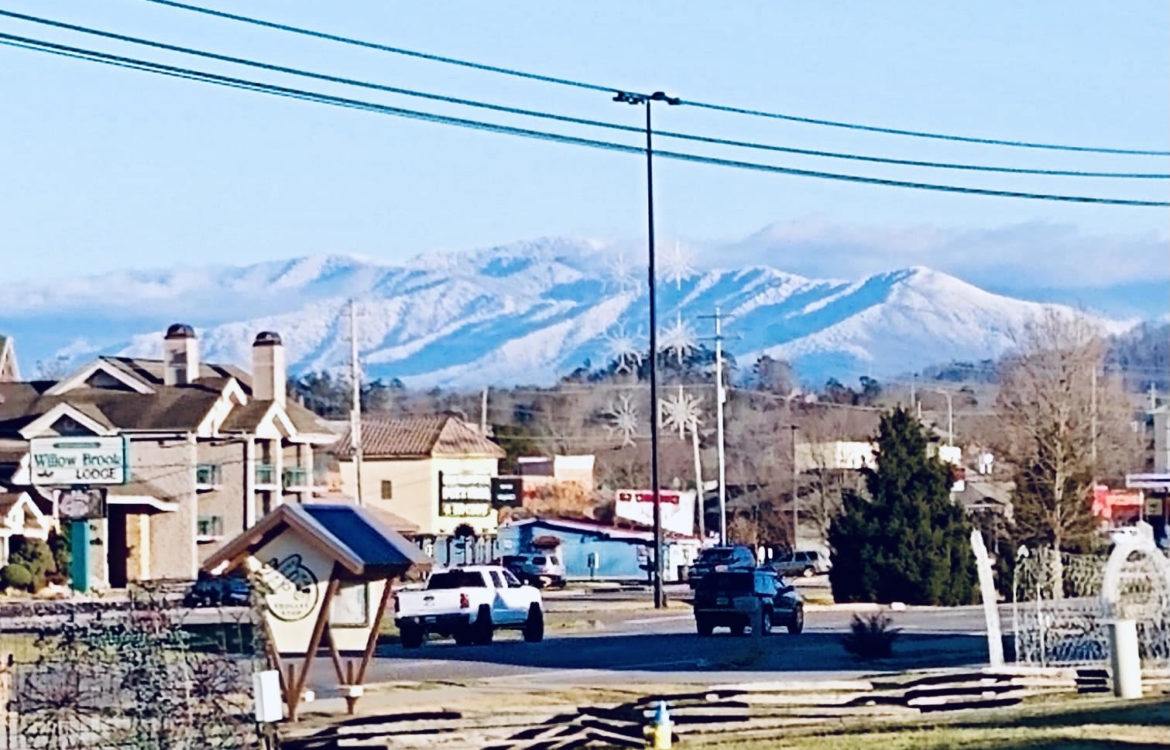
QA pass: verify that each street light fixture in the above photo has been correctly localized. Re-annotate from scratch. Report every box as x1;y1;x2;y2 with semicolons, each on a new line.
615;89;679;610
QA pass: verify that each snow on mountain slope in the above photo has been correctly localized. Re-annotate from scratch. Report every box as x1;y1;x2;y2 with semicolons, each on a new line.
6;238;1112;387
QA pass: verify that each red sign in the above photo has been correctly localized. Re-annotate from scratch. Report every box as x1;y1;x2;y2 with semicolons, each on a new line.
1092;485;1144;521
615;489;681;505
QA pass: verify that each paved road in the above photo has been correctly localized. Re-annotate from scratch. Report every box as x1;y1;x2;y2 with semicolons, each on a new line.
313;605;1013;690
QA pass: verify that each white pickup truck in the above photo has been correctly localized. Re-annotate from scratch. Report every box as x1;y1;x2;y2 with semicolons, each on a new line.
394;565;544;648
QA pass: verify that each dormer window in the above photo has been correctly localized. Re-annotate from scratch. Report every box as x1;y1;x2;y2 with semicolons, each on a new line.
84;370;136;391
50;414;94;437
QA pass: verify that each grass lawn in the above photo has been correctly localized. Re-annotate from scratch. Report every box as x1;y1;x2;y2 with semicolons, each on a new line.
704;696;1170;749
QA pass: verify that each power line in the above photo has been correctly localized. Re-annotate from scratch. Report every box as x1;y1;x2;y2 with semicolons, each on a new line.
141;0;1170;157
3;34;1167;208
6;10;1164;180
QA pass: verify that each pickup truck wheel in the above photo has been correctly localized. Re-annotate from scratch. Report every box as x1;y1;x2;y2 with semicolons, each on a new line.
523;604;544;642
695;617;714;637
400;623;424;649
473;606;494;645
787;605;805;634
731;623;746;637
454;628;475;646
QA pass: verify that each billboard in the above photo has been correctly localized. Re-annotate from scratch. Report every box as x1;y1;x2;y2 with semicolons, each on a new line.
438;472;493;518
614;489;695;536
29;436;128;486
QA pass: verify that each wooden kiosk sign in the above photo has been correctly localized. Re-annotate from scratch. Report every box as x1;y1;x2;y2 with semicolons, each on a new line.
204;503;430;720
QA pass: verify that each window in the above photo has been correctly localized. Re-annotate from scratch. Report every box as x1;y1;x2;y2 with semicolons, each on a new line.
197;516;224;538
427;570;486;589
549;556;560;565
502;570;522;587
380;480;393;500
489;571;504;588
532;556;547;565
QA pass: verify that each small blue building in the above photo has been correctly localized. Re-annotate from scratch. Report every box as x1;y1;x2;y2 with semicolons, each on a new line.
497;518;698;582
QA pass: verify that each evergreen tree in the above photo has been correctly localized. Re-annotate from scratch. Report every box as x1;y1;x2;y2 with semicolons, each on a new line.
828;407;975;605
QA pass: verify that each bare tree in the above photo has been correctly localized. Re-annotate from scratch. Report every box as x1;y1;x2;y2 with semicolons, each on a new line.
996;311;1139;555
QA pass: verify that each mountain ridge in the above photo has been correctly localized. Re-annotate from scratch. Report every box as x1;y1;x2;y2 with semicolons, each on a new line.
0;240;1123;387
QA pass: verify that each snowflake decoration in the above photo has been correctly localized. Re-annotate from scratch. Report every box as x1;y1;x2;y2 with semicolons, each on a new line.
602;323;645;374
605;393;640;446
659;311;697;365
660;240;696;290
660;385;704;439
608;248;643;295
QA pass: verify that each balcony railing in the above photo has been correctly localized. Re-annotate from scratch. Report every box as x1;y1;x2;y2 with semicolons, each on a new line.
195;463;221;488
282;467;308;488
254;463;277;485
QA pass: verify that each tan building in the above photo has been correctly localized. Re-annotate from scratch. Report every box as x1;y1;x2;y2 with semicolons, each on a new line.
0;325;335;586
515;454;596;495
336;417;505;564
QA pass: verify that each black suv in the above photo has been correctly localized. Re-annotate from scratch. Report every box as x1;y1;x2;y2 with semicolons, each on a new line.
693;569;804;636
687;545;756;588
183;572;251;608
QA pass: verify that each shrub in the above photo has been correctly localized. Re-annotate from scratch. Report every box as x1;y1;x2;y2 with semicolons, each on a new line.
9;536;56;579
1;563;34;591
841;612;900;659
48;528;71;575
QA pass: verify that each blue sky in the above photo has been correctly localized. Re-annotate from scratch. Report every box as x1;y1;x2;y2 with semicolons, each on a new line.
1;1;1167;310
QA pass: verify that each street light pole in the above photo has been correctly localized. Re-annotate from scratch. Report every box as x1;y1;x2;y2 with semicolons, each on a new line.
616;90;678;609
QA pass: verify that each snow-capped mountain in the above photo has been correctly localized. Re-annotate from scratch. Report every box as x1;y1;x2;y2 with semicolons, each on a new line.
0;238;1113;387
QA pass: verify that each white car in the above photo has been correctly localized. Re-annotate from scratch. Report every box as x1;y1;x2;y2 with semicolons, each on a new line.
394;565;544;648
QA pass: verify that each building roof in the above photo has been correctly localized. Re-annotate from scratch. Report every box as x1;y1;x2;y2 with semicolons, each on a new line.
336;416;505;459
203;502;430;577
101;356;252;390
504;516;695;542
0;359;331;441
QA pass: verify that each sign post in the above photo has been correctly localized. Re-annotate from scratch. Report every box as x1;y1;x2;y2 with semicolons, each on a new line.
31;437;126;593
69;519;90;593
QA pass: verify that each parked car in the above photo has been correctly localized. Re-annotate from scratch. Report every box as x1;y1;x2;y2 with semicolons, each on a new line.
687;545;757;587
183;572;251;608
693;569;804;636
394;565;544;648
501;553;566;588
771;550;831;578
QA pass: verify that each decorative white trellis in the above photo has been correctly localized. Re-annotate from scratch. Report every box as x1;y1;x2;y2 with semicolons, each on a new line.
601;324;645;374
659;312;697;365
605;393;641;447
608;249;643;295
1012;529;1170;668
660;385;707;537
660;241;696;290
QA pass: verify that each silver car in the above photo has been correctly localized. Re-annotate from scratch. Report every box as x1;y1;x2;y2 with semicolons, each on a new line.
771;550;831;578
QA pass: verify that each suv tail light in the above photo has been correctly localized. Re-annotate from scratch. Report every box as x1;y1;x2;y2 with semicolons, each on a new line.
459;593;470;609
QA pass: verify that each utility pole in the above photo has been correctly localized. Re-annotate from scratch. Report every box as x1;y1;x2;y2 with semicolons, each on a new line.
480;386;489;435
790;424;799;552
910;373;917;413
349;299;364;507
933;389;955;446
700;306;730;545
615;89;679;609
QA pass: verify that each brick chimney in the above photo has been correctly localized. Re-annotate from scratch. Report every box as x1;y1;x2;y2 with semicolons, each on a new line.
251;331;286;406
163;323;199;386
